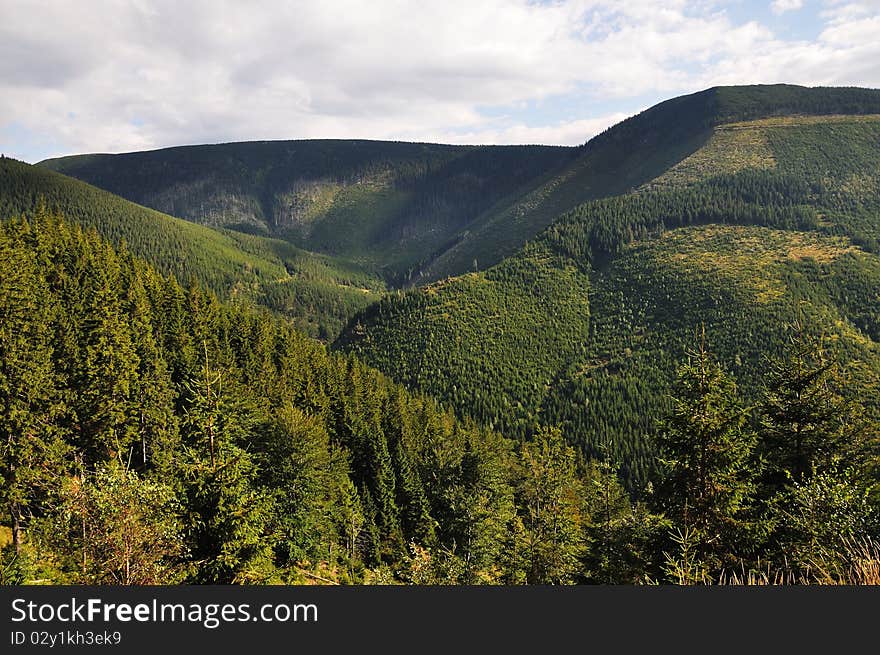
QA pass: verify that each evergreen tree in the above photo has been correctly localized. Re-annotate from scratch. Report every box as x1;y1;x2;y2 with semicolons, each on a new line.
507;427;586;584
0;231;69;552
581;458;666;584
180;344;274;583
74;237;140;464
256;404;351;569
758;328;871;487
393;439;436;545
654;333;756;571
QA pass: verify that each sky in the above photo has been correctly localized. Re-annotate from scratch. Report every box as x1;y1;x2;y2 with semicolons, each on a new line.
1;0;879;162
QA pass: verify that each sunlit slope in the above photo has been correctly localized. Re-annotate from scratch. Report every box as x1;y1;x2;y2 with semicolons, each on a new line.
417;85;880;281
546;225;879;487
340;224;880;488
0;157;385;338
337;111;880;488
40;140;575;277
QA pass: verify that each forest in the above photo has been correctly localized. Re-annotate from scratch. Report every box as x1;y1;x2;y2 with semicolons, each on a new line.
2;84;879;585
0;156;386;339
1;209;877;585
338;114;880;491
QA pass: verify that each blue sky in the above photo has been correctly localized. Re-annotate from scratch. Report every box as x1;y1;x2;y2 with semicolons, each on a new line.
1;0;879;162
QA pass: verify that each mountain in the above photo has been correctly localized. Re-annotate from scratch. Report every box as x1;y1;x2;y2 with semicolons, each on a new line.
3;84;880;585
418;84;880;281
40;140;575;282
0;210;537;584
41;84;880;284
0;156;385;338
336;96;880;489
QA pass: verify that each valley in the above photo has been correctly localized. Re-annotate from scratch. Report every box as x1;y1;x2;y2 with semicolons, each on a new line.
2;84;879;585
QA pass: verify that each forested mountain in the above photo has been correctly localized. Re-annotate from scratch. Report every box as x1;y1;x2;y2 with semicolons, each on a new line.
2;209;876;585
337;111;880;491
43;85;880;283
3;85;879;585
0;157;385;338
0;209;522;584
40;140;575;281
418;85;880;280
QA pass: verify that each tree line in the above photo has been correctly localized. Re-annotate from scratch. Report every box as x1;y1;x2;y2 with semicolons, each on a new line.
2;209;876;584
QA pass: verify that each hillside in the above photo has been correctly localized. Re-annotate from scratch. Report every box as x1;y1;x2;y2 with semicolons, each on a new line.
337;109;880;489
0;211;529;584
418;85;880;281
40;140;575;280
42;85;880;285
4;84;880;585
0;157;385;338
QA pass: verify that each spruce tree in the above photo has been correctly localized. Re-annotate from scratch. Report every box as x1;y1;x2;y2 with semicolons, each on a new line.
0;231;69;552
758;328;870;487
654;333;755;572
180;344;274;583
508;426;586;584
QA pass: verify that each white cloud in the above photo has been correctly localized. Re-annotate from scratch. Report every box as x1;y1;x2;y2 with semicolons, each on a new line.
1;1;879;161
771;0;804;15
417;112;635;146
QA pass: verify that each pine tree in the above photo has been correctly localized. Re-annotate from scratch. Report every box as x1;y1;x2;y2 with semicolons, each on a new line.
75;236;140;464
393;439;436;545
256;404;345;568
654;332;755;571
758;328;870;487
0;231;69;552
123;258;179;473
581;458;665;584
180;344;274;583
508;426;586;584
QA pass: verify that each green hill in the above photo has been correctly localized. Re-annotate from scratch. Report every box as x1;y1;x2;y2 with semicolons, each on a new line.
40;140;575;280
4;85;880;585
0;156;385;338
418;85;880;281
0;210;531;584
43;85;880;285
336;109;880;490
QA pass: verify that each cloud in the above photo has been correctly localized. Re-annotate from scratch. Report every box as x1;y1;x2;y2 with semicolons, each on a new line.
771;0;804;14
1;1;879;162
416;112;636;146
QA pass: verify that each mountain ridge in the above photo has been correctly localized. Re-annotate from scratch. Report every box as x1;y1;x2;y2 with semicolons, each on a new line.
39;84;880;284
0;156;386;338
335;103;880;488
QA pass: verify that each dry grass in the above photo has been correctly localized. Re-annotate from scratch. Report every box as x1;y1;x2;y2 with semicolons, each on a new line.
717;539;880;586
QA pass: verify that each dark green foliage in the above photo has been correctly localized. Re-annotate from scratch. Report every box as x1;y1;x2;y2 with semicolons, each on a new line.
0;157;386;340
3;85;880;585
758;330;872;486
0;226;70;552
338;242;593;438
654;337;756;568
581;459;667;584
339;109;880;493
41;140;574;277
5;209;627;584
